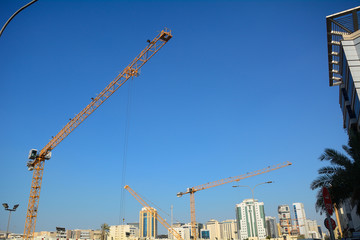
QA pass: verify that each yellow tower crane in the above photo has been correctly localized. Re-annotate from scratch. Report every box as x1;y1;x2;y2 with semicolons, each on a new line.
24;28;172;240
176;161;292;240
124;185;184;240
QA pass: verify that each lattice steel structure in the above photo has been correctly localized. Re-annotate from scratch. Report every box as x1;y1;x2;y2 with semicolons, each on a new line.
177;161;292;240
24;28;172;240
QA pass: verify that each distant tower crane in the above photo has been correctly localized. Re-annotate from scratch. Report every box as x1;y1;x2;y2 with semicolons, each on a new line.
124;185;184;240
24;28;172;240
176;161;292;240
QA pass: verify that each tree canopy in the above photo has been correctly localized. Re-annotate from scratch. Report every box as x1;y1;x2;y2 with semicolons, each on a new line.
310;130;360;215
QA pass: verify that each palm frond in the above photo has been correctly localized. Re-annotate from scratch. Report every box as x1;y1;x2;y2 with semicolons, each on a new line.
319;148;353;168
310;175;331;190
318;166;342;175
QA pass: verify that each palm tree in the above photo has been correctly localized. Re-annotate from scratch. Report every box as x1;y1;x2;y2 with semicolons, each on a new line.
310;130;360;215
100;223;110;240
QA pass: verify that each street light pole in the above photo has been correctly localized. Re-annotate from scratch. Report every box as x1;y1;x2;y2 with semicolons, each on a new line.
233;181;272;240
2;203;19;239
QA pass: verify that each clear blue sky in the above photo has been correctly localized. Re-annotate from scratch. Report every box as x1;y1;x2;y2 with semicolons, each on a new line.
0;0;357;235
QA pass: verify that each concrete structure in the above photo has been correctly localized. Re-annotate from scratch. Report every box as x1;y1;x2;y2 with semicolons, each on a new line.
326;6;360;132
293;203;309;238
66;229;101;240
205;219;222;240
139;207;158;238
236;199;266;240
109;225;139;240
336;199;360;235
174;224;191;240
306;220;321;239
265;216;279;238
32;230;101;240
221;219;238;240
278;205;291;236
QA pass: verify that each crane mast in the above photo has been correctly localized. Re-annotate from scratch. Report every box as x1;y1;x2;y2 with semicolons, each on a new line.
124;185;184;240
177;161;292;240
24;28;172;240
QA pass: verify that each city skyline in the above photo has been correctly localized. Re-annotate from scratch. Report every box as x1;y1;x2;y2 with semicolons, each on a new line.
14;200;320;240
1;198;321;237
0;0;357;236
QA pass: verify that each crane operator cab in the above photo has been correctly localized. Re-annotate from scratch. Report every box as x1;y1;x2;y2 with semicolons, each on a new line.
27;149;52;171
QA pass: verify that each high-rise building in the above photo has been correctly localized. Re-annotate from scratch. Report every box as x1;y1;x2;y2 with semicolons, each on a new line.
265;216;279;238
278;205;291;235
139;207;158;238
326;6;360;131
293;203;309;238
236;199;267;240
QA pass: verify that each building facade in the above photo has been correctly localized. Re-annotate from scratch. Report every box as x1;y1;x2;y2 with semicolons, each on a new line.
200;229;210;239
265;216;279;238
337;199;360;234
278;205;292;236
236;199;266;240
139;207;158;238
293;203;309;238
306;220;321;239
221;219;238;240
205;219;222;240
109;225;139;240
326;6;360;132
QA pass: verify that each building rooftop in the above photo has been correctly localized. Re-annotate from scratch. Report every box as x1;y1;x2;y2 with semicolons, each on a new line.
326;6;360;86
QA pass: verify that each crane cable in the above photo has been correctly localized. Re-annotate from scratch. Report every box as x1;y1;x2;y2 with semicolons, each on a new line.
137;191;184;224
119;75;134;224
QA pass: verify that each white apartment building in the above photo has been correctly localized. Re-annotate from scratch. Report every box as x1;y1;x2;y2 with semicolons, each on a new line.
221;219;238;240
172;225;190;240
306;220;321;239
109;225;139;240
236;199;267;240
205;219;222;240
293;203;309;238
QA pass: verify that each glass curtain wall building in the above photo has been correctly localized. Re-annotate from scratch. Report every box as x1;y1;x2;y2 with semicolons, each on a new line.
327;6;360;131
139;207;158;238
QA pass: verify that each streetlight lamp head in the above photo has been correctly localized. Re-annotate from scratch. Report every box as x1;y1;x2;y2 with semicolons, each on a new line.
266;181;273;184
13;204;19;210
2;203;9;209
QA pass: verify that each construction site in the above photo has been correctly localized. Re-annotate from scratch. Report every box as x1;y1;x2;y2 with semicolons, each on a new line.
1;1;359;240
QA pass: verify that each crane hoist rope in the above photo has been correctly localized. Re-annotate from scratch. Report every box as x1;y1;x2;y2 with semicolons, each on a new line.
24;28;172;240
119;76;134;224
134;188;184;225
176;161;292;240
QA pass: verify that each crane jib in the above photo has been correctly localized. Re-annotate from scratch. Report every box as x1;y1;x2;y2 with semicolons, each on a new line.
24;28;172;240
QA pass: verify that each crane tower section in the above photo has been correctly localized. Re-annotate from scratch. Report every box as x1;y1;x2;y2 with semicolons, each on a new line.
24;28;172;240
